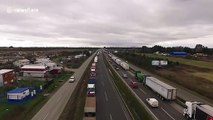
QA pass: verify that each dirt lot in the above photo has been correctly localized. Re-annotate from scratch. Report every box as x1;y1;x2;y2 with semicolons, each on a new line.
155;64;213;100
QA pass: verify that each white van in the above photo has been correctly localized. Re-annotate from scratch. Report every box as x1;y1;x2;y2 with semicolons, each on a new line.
146;98;159;107
69;76;75;83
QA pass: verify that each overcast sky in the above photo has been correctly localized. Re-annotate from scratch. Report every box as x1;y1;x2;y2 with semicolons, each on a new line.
0;0;213;48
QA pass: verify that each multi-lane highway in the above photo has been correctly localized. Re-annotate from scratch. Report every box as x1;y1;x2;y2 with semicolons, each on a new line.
96;53;132;120
32;53;96;120
104;53;186;120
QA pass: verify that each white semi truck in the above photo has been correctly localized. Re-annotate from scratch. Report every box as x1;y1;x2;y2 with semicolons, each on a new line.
144;76;177;100
183;101;213;120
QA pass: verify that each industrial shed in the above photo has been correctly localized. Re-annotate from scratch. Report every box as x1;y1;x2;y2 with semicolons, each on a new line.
7;87;30;100
170;52;188;57
21;65;47;78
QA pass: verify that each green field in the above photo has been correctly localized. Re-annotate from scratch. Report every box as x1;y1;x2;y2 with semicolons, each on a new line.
144;53;213;69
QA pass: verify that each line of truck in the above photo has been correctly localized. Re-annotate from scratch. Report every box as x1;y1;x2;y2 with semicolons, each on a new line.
109;53;177;100
83;54;99;120
107;52;213;120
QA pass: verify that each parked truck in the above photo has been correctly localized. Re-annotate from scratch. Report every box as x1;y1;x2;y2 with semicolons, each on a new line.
120;62;129;70
94;56;98;63
84;97;96;119
135;71;145;82
183;101;213;120
144;77;177;100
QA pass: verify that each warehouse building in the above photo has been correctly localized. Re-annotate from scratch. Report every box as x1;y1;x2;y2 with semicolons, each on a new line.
21;65;47;78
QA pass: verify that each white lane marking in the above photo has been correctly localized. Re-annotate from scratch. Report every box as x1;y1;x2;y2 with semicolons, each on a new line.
161;107;176;120
120;103;129;120
139;88;147;94
42;113;49;120
109;114;113;120
104;91;108;102
101;81;105;86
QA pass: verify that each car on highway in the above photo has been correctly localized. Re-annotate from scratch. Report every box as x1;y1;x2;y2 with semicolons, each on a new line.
129;80;138;89
90;72;96;77
116;67;119;70
68;76;75;83
87;88;95;97
122;73;128;78
146;98;159;108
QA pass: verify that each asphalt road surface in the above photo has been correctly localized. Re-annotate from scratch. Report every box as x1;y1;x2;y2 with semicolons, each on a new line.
32;53;96;120
95;52;132;120
105;53;186;120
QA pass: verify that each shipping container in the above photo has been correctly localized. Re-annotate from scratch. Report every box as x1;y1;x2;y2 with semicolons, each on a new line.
144;77;177;100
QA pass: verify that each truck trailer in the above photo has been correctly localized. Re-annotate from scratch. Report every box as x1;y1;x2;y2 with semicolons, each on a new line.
183;101;213;120
84;97;96;118
120;62;129;70
144;77;177;100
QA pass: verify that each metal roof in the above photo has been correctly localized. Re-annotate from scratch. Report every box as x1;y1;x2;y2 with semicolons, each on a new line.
7;87;29;94
21;65;46;69
146;77;176;90
0;69;13;74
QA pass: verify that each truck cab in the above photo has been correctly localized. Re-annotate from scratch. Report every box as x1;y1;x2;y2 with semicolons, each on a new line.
183;101;213;120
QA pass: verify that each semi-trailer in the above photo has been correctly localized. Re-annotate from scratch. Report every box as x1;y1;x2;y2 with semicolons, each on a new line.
183;101;213;120
120;62;129;70
144;76;177;100
84;97;96;119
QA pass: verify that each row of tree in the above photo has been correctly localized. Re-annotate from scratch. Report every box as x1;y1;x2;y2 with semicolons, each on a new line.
108;44;213;55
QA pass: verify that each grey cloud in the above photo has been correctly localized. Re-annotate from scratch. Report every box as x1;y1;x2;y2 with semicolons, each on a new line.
0;0;213;47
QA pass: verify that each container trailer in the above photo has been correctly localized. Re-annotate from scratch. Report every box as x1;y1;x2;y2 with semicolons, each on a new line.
144;77;177;100
84;97;96;118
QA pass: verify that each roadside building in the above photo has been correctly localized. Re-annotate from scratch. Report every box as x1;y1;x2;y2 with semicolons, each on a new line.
21;65;47;78
0;69;15;87
170;52;188;57
7;87;30;101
